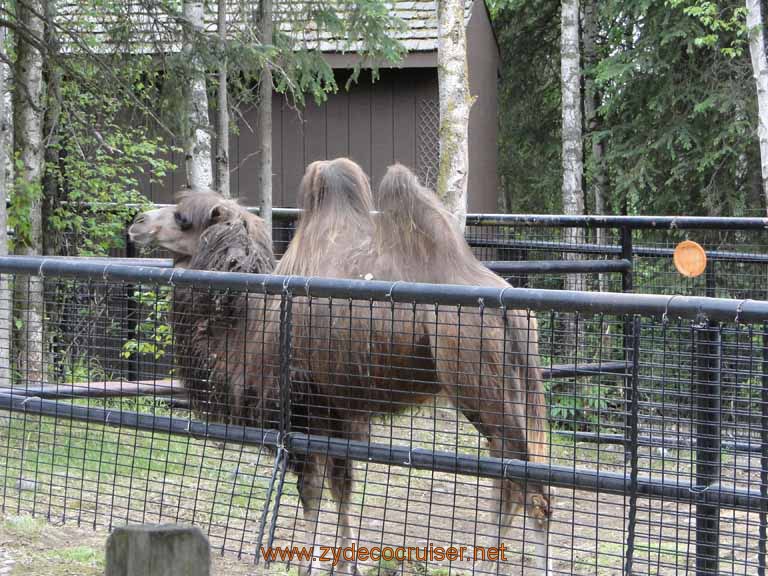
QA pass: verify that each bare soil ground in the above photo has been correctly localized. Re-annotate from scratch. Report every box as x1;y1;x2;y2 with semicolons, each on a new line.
0;513;276;576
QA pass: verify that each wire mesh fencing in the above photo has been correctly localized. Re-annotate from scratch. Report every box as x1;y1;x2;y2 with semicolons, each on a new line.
0;258;766;575
89;208;768;301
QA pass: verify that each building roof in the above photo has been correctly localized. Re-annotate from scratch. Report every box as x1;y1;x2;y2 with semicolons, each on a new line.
58;1;475;55
279;1;474;53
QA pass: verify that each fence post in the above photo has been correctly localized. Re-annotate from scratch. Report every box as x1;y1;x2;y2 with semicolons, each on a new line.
125;234;139;383
105;524;210;576
620;225;634;295
259;289;293;557
694;322;721;576
759;324;768;576
623;316;641;575
621;225;634;463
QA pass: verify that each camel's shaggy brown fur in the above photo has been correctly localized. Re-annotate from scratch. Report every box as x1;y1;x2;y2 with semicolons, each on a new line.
131;165;552;575
375;164;552;551
233;159;551;575
129;188;275;419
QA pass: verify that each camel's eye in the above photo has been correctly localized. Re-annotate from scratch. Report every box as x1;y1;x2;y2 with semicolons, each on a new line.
174;211;192;230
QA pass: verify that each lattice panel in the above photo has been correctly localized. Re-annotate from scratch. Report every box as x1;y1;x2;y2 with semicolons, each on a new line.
416;98;439;190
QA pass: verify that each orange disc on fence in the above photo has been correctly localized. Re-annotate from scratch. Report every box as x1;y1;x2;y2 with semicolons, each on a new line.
673;240;707;278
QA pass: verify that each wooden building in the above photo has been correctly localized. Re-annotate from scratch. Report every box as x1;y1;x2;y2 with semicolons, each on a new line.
143;1;500;212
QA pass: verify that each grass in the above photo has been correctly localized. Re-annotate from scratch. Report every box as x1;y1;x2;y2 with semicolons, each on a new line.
1;398;278;555
2;514;46;538
0;515;104;576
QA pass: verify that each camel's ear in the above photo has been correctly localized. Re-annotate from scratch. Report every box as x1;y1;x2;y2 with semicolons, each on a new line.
209;203;234;225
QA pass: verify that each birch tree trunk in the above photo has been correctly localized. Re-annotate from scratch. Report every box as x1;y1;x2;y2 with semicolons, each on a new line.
0;23;11;388
215;0;230;198
43;0;62;255
182;0;213;190
437;0;472;230
13;0;47;386
582;0;606;289
256;0;273;239
746;0;768;211
561;0;584;287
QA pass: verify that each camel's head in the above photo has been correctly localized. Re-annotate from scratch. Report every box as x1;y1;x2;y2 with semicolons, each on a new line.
128;187;239;258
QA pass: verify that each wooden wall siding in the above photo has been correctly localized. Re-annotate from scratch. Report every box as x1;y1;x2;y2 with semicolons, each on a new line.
269;68;436;207
140;51;498;212
466;0;500;213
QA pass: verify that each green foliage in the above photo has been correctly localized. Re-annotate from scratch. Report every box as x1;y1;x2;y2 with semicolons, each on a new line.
125;1;406;119
8;1;404;257
667;0;747;57
45;58;175;256
493;0;563;213
9;155;43;250
121;286;173;362
596;0;756;216
491;0;762;217
547;381;614;428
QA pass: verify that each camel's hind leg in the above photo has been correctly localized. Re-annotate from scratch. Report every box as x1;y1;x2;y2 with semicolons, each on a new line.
296;455;326;576
482;478;552;576
501;488;552;576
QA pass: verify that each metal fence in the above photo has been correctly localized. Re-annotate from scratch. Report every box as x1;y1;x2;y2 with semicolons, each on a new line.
463;214;768;300
120;209;768;300
0;257;766;575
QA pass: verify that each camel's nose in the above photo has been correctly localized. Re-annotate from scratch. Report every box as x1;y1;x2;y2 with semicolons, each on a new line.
133;214;146;225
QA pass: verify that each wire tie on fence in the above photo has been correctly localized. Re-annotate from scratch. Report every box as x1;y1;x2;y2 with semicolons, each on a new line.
276;431;293;453
282;275;295;294
734;299;749;324
404;448;413;466
386;281;403;303
688;484;709;500
167;268;178;287
104;410;112;424
304;276;315;297
503;459;521;481
20;395;40;407
497;286;511;307
662;295;680;325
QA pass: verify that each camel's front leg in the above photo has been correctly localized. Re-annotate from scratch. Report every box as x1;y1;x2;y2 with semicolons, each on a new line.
329;457;360;576
523;492;553;576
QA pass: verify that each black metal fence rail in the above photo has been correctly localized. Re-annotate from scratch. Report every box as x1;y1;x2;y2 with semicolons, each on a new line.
2;255;767;575
132;205;768;229
1;256;767;321
465;214;768;229
102;206;768;310
0;393;763;512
